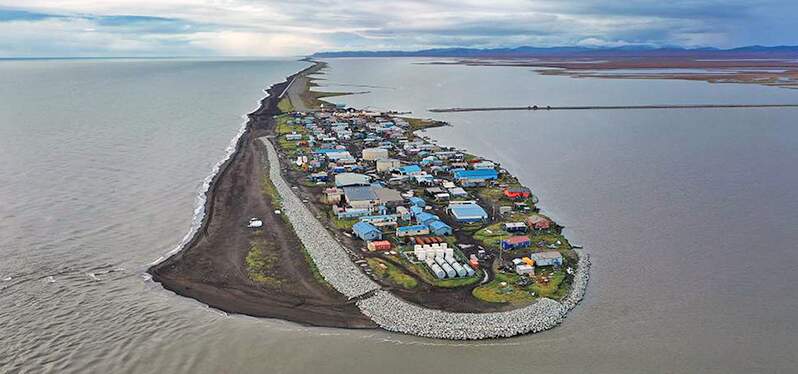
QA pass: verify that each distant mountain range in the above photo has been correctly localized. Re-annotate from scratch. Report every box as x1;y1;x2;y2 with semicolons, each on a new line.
311;45;798;58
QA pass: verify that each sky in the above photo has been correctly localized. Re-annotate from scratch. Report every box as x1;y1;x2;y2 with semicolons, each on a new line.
0;0;797;57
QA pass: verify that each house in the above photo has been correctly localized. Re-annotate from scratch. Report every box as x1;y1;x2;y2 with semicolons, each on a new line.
359;214;399;228
308;172;328;183
408;196;426;208
367;240;392;251
414;174;435;186
373;187;404;206
528;251;563;267
428;220;453;236
396;224;430;237
452;169;498;186
447;202;488;223
376;158;401;172
504;186;532;199
343;186;378;210
396;164;423;176
504;222;527;233
335;172;370;187
352;222;382;241
396;206;412;221
415;212;440;226
323;187;343;204
409;205;424;217
448;187;468;198
362;147;389;161
285;132;303;141
501;235;531;250
335;206;370;219
515;264;535;275
526;214;552;230
471;160;495;169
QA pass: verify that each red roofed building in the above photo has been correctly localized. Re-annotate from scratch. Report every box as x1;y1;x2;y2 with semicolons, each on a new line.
367;240;392;251
526;214;551;230
500;235;531;250
503;186;532;199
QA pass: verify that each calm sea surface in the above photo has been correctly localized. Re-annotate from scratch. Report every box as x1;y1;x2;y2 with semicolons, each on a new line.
2;57;797;373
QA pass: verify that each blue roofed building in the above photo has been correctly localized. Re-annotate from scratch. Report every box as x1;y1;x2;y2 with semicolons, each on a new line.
447;202;489;223
396;165;423;176
352;222;382;241
428;220;453;236
408;196;426;207
415;212;440;226
452;168;498;187
396;224;430;237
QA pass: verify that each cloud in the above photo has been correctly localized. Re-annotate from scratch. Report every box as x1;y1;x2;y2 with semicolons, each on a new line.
0;0;796;57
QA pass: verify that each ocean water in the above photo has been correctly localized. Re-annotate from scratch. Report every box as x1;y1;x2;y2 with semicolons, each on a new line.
1;57;797;373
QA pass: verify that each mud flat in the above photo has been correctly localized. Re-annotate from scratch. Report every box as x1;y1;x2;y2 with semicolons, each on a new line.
148;64;375;329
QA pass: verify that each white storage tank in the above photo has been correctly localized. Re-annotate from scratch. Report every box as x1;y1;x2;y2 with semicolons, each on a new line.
441;263;457;278
430;263;446;279
451;262;467;277
464;265;476;276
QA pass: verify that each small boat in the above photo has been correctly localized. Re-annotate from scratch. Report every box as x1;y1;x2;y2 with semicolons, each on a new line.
247;218;263;228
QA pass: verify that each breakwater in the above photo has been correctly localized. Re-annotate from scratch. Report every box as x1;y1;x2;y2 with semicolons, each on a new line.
429;103;798;113
262;136;591;339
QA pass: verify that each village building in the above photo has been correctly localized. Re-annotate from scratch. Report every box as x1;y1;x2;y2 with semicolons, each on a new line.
528;251;563;267
452;168;498;186
504;222;528;233
352;221;383;241
323;187;343;204
428;220;454;236
396;224;430;237
376;158;401;172
359;214;399;228
447;202;489;223
343;186;379;210
335;172;370;187
362;147;389;160
367;240;392;251
408;196;426;207
526;214;552;230
501;235;531;250
396;164;423;176
504;186;532;199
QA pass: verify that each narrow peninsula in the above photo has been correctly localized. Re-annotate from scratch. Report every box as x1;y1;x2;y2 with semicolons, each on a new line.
148;60;589;339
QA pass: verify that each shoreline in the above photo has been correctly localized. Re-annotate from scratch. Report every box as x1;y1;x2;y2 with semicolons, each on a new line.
147;62;376;329
148;60;590;339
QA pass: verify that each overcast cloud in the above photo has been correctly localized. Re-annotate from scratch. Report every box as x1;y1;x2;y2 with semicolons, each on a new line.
0;0;796;57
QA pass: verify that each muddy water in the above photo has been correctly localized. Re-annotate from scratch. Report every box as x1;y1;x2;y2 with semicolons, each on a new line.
2;57;797;373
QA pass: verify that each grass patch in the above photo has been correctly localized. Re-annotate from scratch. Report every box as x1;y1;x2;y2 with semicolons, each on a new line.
367;258;417;289
245;242;281;286
472;272;535;304
401;117;444;131
261;175;282;210
473;222;512;248
327;210;359;230
277;97;294;113
275;115;306;136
